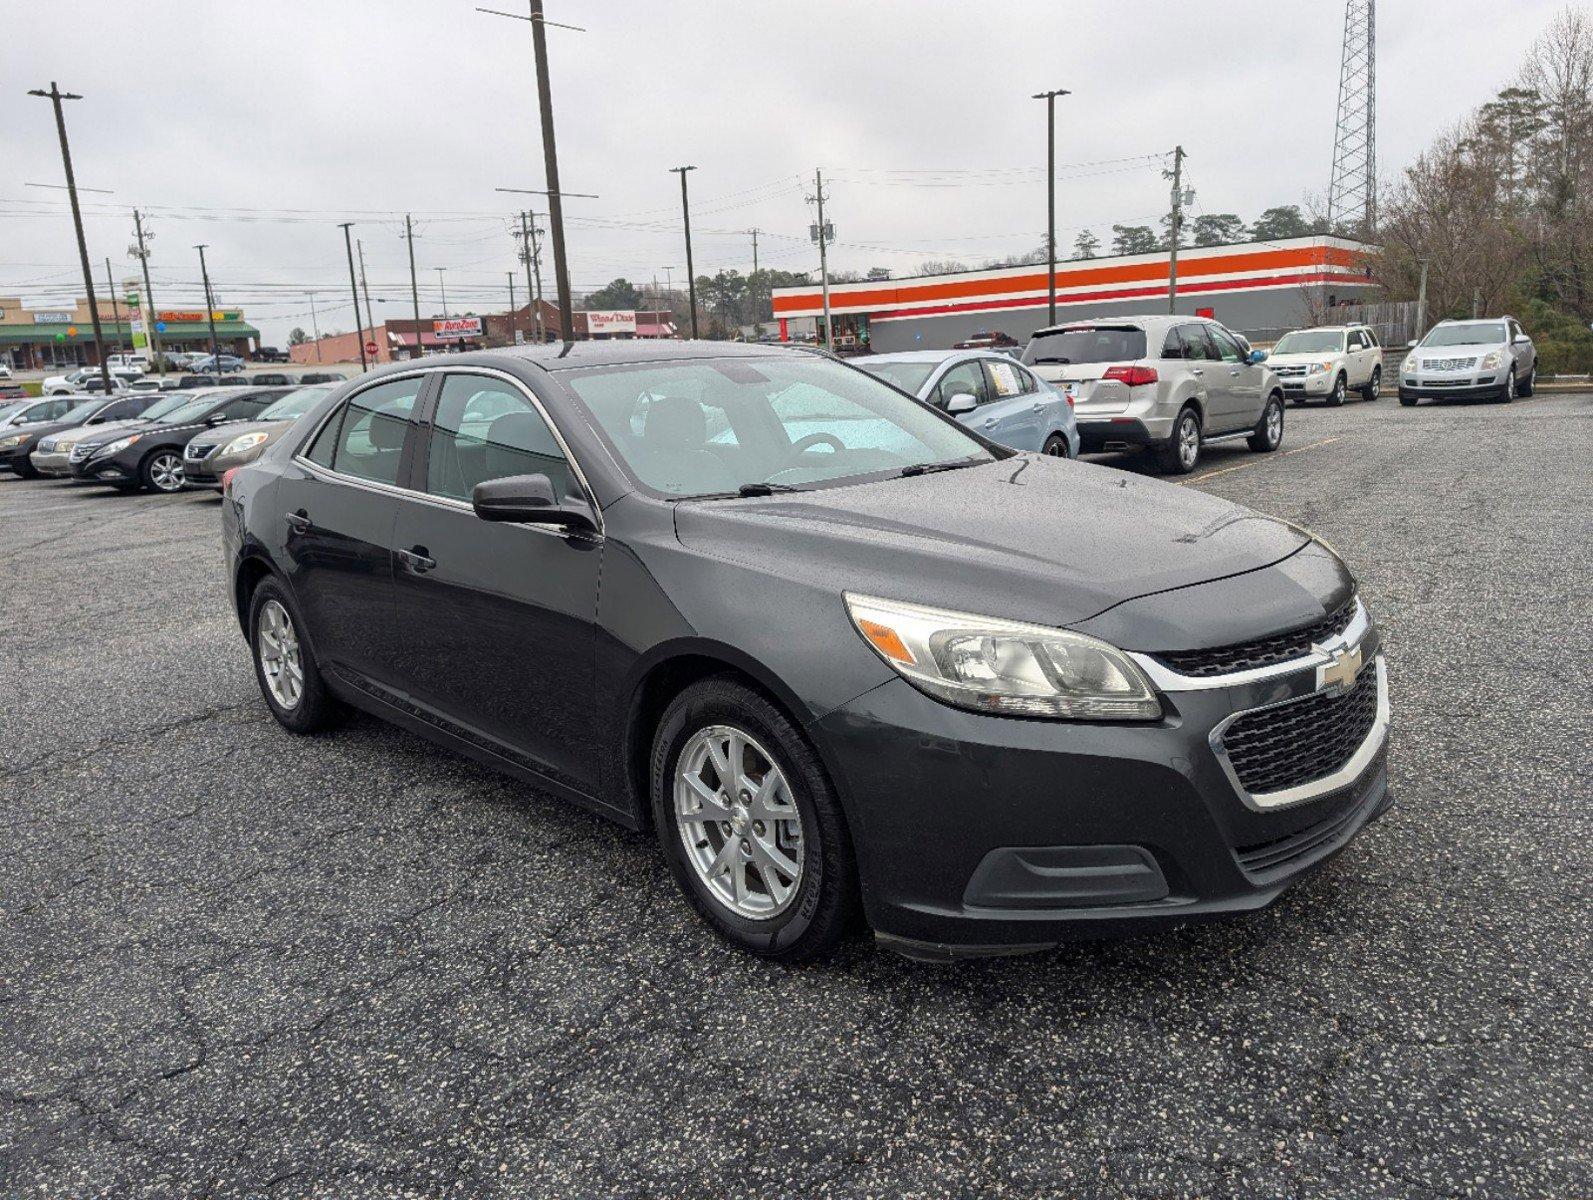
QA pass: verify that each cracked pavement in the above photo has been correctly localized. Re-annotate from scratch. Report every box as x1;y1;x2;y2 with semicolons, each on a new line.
1;393;1588;1198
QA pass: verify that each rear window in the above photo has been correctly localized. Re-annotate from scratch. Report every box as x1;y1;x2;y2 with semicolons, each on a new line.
1023;327;1147;366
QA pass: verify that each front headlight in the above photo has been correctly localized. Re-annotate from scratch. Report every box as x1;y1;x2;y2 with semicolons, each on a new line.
0;434;27;449
1402;355;1417;372
844;593;1162;720
221;431;269;457
1306;362;1328;375
99;434;141;454
1480;350;1503;370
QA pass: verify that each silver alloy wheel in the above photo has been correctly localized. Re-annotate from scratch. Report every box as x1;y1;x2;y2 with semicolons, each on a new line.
1505;369;1517;400
1178;415;1200;469
149;452;184;492
1331;377;1345;405
1265;400;1283;447
674;723;804;920
257;598;305;710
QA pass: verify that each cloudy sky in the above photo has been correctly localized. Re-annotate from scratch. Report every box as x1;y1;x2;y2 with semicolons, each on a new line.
0;0;1570;344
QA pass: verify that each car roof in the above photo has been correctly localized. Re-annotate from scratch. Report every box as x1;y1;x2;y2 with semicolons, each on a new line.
863;349;1013;364
391;340;809;375
1030;314;1195;336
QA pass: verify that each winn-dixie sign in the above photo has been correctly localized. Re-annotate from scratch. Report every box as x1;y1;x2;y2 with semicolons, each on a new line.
433;316;484;340
585;309;637;335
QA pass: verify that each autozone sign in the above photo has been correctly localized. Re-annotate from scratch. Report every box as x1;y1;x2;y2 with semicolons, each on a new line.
433;316;484;339
585;310;637;335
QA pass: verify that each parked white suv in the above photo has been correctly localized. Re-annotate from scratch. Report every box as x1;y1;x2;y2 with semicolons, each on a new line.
1399;317;1537;405
1266;324;1382;406
41;367;137;395
106;353;150;373
1022;315;1286;474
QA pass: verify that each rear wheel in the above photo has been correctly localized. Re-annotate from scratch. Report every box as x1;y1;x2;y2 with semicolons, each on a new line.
1156;407;1202;474
1248;393;1284;452
1327;374;1347;406
139;449;185;493
1041;433;1071;458
1361;367;1381;402
651;677;858;961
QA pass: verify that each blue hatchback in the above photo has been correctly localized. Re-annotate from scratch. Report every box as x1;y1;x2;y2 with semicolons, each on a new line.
856;350;1079;457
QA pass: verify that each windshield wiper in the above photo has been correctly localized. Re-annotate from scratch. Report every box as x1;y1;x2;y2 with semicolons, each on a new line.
735;481;803;497
899;458;984;478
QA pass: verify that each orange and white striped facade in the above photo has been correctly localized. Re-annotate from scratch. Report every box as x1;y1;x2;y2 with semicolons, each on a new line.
771;236;1378;351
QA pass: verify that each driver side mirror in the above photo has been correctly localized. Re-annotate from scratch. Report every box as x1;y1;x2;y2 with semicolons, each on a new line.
1406;339;1419;349
1247;349;1268;365
1513;333;1530;344
946;392;978;415
472;473;596;532
207;413;233;426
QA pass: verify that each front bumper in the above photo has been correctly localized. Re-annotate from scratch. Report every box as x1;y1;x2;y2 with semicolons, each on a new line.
68;450;136;482
1278;373;1334;397
0;445;32;472
29;449;74;477
1399;370;1507;401
184;447;260;488
815;638;1390;958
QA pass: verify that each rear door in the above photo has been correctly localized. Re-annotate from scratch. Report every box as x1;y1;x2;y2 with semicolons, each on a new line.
972;356;1045;450
276;373;427;690
389;368;604;793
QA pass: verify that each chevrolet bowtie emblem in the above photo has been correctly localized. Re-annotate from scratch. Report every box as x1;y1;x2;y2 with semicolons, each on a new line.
1315;641;1363;693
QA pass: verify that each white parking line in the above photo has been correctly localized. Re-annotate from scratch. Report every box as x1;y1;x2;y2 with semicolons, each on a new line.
1181;436;1346;485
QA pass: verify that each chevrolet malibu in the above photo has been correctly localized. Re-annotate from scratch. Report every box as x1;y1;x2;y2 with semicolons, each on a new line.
224;343;1391;961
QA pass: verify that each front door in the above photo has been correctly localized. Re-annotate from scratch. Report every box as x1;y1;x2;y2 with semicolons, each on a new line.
390;370;603;794
277;373;425;689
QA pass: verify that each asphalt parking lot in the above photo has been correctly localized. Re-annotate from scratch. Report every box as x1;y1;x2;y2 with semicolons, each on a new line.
2;393;1589;1198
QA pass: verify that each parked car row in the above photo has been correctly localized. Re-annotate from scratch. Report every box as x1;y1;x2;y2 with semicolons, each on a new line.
38;365;347;395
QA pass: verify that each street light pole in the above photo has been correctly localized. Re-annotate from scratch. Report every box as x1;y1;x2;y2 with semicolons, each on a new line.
194;244;222;371
671;166;698;339
357;238;378;359
28;82;111;393
405;214;423;361
339;223;368;373
1032;88;1070;327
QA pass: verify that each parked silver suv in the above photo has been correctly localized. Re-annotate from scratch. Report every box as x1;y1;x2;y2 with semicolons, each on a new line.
1022;315;1285;474
1398;317;1537;405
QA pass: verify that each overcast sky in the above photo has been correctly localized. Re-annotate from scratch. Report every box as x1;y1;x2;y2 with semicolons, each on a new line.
0;0;1571;344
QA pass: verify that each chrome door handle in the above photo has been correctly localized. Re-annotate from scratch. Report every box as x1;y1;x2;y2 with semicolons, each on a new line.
1191;367;1204;376
285;510;312;533
1230;368;1241;376
397;547;436;574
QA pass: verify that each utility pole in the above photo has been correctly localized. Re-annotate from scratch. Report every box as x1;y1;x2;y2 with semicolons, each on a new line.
404;214;423;361
194;244;222;371
530;0;573;340
518;210;545;343
104;258;123;355
29;83;110;393
507;271;517;342
810;168;834;352
131;209;164;376
1166;145;1186;314
1413;259;1430;342
436;268;449;319
671;166;699;339
357;238;377;358
307;293;324;362
340;223;368;373
748;227;761;325
1033;88;1070;326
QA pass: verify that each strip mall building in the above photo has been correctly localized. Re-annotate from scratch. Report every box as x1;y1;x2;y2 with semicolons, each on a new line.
770;236;1377;353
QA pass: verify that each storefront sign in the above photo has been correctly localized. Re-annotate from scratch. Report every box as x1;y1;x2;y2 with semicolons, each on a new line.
585;310;637;335
433;316;484;339
156;310;240;323
33;311;73;325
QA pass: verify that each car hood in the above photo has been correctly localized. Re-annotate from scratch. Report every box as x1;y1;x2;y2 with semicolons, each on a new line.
195;417;293;446
672;456;1311;631
1413;342;1505;358
75;418;206;449
1266;351;1344;365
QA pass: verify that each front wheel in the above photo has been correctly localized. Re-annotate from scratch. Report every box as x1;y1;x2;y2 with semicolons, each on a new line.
1361;367;1381;402
1399;393;1419;407
1248;394;1284;452
12;457;39;479
248;577;343;733
1519;364;1535;397
1041;433;1071;458
1497;369;1517;404
139;449;185;493
1155;407;1202;474
651;678;859;961
1327;374;1347;407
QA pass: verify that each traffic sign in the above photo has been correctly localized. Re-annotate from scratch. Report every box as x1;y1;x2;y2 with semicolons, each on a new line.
364;341;379;356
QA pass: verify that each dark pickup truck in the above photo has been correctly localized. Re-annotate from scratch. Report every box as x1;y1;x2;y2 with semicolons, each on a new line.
254;346;289;363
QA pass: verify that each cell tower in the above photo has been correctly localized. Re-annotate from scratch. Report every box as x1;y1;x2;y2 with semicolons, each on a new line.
1326;0;1377;236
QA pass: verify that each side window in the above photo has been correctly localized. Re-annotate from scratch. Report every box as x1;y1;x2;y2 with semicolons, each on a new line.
936;360;988;407
215;396;268;421
983;358;1027;402
305;409;341;468
329;377;422;486
1161;329;1187;359
425;373;572;503
1208;326;1245;363
1012;365;1040;394
1179;325;1219;361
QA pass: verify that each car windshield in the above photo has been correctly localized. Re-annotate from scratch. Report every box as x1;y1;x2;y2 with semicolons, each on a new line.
154;398;220;424
855;360;937;395
259;386;329;421
1274;330;1345;354
63;400;105;422
1023;327;1147;365
561;355;994;498
137;394;192;421
1423;322;1507;347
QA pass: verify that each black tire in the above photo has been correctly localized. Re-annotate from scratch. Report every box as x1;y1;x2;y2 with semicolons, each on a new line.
12;457;39;480
1290;395;1306;406
1519;363;1535;397
1399;394;1419;407
1327;373;1347;407
1361;367;1381;402
650;676;859;962
1497;368;1517;404
1155;406;1202;474
1248;393;1285;453
247;576;344;734
139;448;185;493
1041;433;1071;459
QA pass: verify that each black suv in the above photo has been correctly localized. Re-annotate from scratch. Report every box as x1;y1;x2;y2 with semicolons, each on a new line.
224;344;1391;961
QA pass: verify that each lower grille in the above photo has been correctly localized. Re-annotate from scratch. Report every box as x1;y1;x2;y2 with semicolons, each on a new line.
1221;667;1380;796
185;441;217;460
1153;599;1356;678
1234;752;1386;876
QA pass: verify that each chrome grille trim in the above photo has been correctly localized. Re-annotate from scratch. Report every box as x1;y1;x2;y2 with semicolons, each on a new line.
1128;599;1369;693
